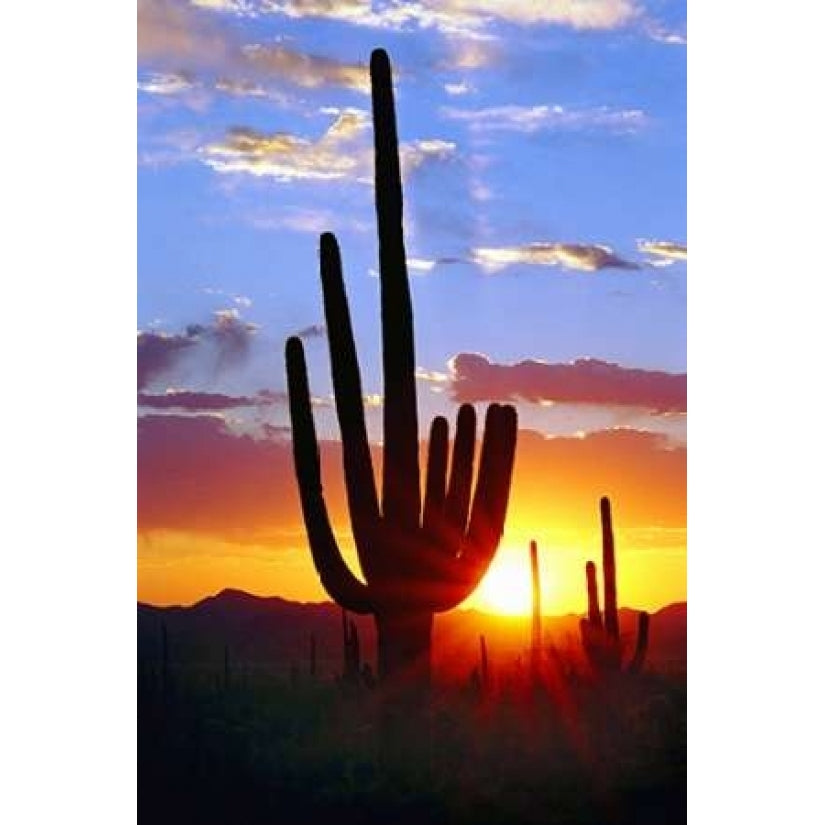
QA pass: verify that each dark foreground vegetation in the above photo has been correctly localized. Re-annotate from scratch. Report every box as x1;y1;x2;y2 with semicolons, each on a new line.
139;649;684;825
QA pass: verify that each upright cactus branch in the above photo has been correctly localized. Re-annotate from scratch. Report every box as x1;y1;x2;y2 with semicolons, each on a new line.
580;497;650;675
342;609;362;684
601;497;619;641
286;49;518;687
628;610;650;674
530;540;541;674
585;561;602;628
479;634;489;689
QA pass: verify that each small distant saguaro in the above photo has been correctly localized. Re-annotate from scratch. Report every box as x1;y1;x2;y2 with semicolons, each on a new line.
580;497;650;676
530;540;541;671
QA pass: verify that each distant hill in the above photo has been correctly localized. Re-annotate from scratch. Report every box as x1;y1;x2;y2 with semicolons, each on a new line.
138;590;686;684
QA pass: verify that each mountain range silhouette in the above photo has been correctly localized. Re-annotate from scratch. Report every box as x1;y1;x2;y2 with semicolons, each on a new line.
138;589;685;683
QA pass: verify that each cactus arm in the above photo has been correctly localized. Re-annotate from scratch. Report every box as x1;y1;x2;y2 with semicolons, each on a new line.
465;404;517;556
286;336;373;614
444;403;476;537
370;48;420;529
600;496;619;641
431;404;517;610
585;561;603;628
628;610;650;674
580;618;599;669
423;416;449;534
319;232;380;567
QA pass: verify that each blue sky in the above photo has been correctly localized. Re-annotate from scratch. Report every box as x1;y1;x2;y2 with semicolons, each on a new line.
138;0;685;451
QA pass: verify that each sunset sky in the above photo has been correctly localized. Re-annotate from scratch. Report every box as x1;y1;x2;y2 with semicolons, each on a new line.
137;0;686;616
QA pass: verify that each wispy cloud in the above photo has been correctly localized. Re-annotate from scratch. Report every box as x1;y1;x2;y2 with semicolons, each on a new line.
137;310;259;390
449;352;686;413
294;323;326;340
138;388;285;411
416;367;451;383
201;110;369;181
250;1;639;34
407;257;438;273
471;242;639;272
644;18;687;45
442;103;646;134
444;80;475;96
137;71;197;95
138;0;233;66
637;239;687;263
191;0;255;12
138;0;371;98
201;108;455;182
214;77;270;98
242;44;370;92
246;207;370;233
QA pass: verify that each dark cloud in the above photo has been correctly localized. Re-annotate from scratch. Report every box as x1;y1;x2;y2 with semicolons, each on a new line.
137;413;346;536
137;388;285;411
450;353;686;413
138;412;684;540
137;330;199;391
137;310;258;391
208;309;258;372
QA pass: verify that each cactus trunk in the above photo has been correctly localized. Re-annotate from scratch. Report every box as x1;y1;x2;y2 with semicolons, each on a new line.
376;610;433;684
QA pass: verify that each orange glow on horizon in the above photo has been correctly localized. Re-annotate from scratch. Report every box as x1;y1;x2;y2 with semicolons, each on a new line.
138;522;686;617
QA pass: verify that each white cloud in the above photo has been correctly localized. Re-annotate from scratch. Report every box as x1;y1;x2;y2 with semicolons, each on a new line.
253;0;639;34
201;110;455;183
442;103;646;134
637;240;687;261
407;258;437;272
471;242;640;272
444;81;475;96
137;72;196;95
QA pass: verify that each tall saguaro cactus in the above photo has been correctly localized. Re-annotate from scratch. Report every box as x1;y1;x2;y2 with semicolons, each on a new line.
580;497;650;675
286;49;518;687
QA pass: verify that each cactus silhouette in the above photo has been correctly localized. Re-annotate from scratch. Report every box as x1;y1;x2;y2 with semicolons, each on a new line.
479;633;489;689
342;609;362;685
530;539;541;676
286;49;518;686
580;497;650;675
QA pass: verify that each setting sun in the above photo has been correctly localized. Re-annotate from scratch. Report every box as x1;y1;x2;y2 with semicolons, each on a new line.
473;549;539;616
